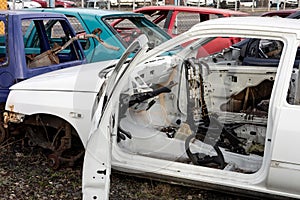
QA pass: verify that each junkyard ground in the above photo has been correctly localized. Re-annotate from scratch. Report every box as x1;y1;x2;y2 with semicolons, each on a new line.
0;8;284;200
0;137;261;200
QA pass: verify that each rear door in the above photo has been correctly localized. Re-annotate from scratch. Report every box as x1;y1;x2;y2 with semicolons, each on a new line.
267;38;300;195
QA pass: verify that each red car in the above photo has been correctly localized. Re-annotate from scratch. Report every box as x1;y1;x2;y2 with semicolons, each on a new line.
32;0;76;7
134;6;248;36
261;9;298;17
134;6;248;55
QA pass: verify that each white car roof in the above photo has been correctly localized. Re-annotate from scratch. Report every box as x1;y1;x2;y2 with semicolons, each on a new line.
190;16;300;37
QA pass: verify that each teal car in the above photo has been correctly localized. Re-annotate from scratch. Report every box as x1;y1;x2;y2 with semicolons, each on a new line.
30;8;172;63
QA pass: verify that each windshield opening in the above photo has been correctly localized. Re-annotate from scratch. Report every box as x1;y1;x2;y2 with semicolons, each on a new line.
103;16;170;48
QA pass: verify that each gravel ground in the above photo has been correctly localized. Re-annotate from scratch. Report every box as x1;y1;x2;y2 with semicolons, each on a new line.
0;137;259;200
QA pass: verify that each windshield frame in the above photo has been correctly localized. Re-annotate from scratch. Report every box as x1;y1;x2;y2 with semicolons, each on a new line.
102;34;150;114
101;15;171;48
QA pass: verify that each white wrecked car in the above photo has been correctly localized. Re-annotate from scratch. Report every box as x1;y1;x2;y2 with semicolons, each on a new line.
4;17;300;199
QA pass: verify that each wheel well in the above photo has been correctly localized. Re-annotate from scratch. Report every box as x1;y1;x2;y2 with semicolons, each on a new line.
18;114;85;168
24;114;76;132
18;114;84;149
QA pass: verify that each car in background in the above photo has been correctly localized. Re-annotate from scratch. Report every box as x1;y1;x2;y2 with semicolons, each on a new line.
239;0;256;7
7;0;41;9
32;0;77;7
135;6;248;54
134;6;248;36
269;0;298;8
155;0;165;5
186;0;214;6
31;0;47;7
110;0;151;7
216;0;240;9
261;9;298;17
85;0;108;9
29;8;172;63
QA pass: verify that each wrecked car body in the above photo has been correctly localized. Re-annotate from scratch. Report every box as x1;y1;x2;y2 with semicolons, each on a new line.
5;17;300;199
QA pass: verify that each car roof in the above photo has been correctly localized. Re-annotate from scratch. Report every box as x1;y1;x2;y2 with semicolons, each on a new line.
30;8;144;17
0;10;66;18
134;5;249;16
190;16;300;35
261;9;299;17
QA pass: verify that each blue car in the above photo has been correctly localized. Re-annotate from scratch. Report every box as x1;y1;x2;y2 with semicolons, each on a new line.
30;8;172;63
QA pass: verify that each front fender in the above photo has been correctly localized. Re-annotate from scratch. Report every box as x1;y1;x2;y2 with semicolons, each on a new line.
5;89;97;147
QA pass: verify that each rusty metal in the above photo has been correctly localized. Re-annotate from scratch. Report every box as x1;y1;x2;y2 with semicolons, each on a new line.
3;105;25;128
3;112;84;168
56;123;72;154
55;151;85;168
48;154;60;170
23;115;84;169
25;126;55;150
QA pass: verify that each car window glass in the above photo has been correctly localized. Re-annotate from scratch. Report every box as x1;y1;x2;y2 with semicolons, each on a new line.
116;35;284;175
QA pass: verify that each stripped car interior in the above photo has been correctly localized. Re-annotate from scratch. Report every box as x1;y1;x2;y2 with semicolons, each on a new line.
114;35;296;174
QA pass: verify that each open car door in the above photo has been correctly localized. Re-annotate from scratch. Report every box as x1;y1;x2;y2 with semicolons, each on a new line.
82;35;150;200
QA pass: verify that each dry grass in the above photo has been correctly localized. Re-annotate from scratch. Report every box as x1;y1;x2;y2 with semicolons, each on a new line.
0;137;254;200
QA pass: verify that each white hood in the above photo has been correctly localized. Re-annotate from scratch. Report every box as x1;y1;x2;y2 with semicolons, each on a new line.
10;60;117;93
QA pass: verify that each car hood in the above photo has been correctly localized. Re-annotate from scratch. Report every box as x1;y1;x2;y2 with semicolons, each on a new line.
10;60;117;92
